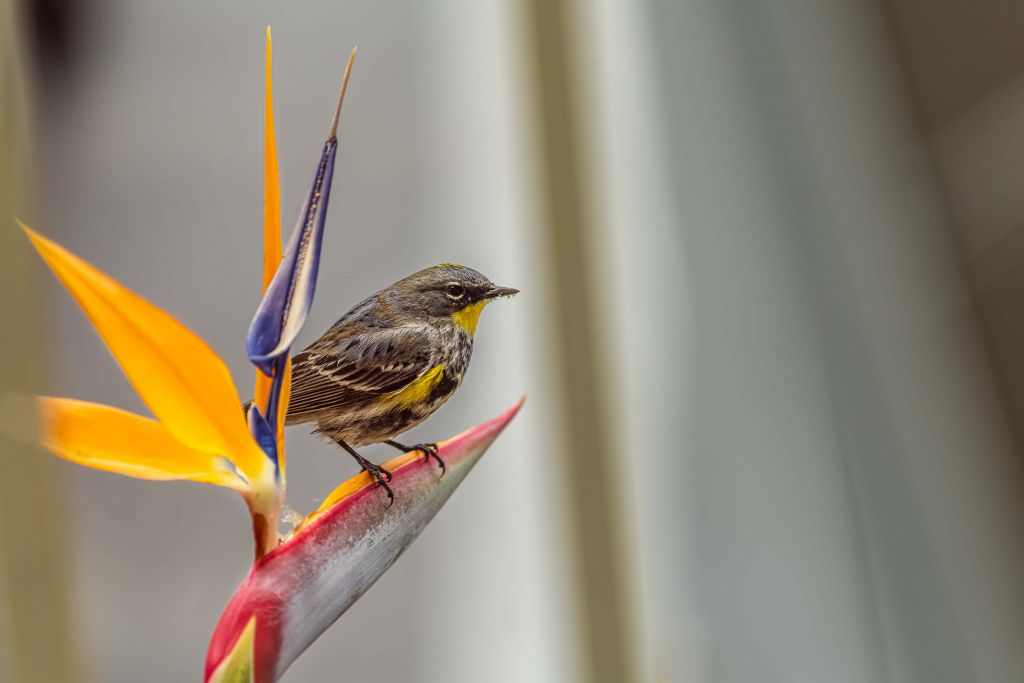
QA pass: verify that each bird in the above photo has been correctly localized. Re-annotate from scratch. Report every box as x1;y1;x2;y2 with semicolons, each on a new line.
284;264;517;502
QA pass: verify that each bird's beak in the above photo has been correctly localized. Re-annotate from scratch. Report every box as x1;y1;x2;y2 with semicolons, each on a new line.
483;285;519;300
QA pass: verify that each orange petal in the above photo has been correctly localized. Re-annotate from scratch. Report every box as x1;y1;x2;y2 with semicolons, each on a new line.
261;26;282;295
254;27;289;468
39;397;247;492
22;223;270;483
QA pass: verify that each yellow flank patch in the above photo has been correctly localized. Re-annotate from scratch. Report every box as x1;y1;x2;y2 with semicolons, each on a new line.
452;301;487;334
381;365;445;407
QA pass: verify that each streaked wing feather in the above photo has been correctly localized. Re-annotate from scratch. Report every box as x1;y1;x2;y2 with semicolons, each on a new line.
285;326;433;421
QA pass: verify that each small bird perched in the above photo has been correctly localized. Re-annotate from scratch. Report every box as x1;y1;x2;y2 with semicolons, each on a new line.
285;264;517;501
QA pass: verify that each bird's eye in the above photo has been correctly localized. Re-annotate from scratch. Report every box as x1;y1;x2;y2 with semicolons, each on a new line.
445;283;466;299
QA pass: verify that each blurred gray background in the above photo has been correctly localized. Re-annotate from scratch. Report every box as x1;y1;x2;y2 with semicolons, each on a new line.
4;0;1024;682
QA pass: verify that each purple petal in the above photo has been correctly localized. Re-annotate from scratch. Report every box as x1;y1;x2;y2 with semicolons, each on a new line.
245;402;278;471
246;139;338;375
246;49;355;377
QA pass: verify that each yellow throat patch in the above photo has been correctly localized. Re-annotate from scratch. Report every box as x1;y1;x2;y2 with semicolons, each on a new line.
452;301;487;334
381;365;445;407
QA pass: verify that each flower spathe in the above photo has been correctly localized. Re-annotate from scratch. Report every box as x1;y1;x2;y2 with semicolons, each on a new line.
205;402;522;683
25;26;521;683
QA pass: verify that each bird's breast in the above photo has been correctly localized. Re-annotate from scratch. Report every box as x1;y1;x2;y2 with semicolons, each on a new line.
425;326;473;403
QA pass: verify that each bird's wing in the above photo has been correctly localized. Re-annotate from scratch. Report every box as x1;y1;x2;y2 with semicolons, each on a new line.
285;325;435;422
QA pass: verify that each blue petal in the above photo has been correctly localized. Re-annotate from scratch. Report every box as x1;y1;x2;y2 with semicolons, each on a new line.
246;139;338;375
245;402;278;472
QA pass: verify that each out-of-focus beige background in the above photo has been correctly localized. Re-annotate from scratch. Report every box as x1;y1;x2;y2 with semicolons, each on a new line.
4;0;1024;681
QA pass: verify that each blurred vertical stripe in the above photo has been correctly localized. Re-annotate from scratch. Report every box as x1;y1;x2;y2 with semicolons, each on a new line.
0;1;83;681
522;1;638;681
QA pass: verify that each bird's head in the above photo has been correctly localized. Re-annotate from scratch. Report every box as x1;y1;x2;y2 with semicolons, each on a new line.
391;264;517;333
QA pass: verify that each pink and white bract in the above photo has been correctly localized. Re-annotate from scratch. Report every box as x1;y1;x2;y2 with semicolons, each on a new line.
206;403;521;683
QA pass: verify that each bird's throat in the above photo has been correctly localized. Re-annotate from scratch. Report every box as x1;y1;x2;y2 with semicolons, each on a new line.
451;301;487;334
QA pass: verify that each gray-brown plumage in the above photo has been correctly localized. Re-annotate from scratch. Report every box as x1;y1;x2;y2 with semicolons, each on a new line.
285;264;516;500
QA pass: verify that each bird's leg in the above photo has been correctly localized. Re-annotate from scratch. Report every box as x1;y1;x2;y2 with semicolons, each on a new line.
385;440;445;477
332;438;394;505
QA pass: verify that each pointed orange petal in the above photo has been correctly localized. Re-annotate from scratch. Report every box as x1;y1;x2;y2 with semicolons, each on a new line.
22;224;270;482
39;397;247;492
261;26;282;294
254;27;289;468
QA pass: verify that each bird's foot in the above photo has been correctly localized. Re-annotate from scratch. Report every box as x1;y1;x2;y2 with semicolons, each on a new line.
362;461;395;506
331;437;395;506
413;443;445;476
385;440;445;477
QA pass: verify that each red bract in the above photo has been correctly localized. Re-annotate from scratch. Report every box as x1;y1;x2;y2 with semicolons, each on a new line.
206;402;522;682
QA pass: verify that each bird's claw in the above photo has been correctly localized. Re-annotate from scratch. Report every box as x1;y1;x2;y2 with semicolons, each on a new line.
411;442;445;477
383;440;445;478
363;462;395;505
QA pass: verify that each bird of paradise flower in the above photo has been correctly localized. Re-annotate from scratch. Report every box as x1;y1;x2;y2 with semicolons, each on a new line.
21;28;521;683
